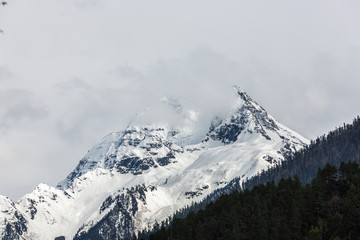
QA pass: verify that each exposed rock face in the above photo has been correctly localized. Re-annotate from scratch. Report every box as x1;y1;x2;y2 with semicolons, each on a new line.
74;185;151;240
0;196;27;240
208;87;279;143
54;236;65;240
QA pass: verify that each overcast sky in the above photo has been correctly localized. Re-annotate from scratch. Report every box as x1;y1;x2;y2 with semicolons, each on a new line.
0;0;360;200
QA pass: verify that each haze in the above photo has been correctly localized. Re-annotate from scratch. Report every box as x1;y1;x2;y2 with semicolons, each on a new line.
0;0;359;200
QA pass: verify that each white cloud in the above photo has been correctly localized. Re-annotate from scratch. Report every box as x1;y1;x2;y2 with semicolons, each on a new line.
0;67;12;81
0;89;48;129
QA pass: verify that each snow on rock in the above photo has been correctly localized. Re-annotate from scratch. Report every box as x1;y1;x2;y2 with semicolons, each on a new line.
0;195;27;240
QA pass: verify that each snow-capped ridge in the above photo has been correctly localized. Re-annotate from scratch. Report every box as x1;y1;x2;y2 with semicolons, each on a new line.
58;96;202;190
206;85;288;145
57;124;185;190
233;85;252;102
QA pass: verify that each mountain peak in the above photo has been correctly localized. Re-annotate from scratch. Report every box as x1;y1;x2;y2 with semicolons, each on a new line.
206;87;281;144
58;86;307;189
233;85;252;102
0;86;310;240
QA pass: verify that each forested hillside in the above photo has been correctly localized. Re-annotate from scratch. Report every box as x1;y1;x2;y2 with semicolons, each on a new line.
149;162;360;240
148;117;360;240
244;116;360;189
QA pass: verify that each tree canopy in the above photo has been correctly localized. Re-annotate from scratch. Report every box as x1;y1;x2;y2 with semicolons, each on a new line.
148;162;360;240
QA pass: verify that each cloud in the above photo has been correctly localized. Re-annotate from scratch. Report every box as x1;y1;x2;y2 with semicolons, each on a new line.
1;0;360;200
1;47;360;201
56;77;93;93
73;0;101;9
0;89;48;130
0;67;13;82
40;49;243;152
50;46;360;146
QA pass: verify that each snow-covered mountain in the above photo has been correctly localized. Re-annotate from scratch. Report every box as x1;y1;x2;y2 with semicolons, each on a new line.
0;87;308;240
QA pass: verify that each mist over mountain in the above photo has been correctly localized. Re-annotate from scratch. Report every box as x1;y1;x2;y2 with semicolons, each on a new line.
0;87;308;239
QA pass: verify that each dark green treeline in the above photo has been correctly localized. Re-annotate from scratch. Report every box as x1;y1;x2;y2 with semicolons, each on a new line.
244;116;360;190
148;162;360;240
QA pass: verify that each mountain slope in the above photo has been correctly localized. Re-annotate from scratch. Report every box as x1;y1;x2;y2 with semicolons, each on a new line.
0;87;308;240
243;116;360;190
0;195;27;240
